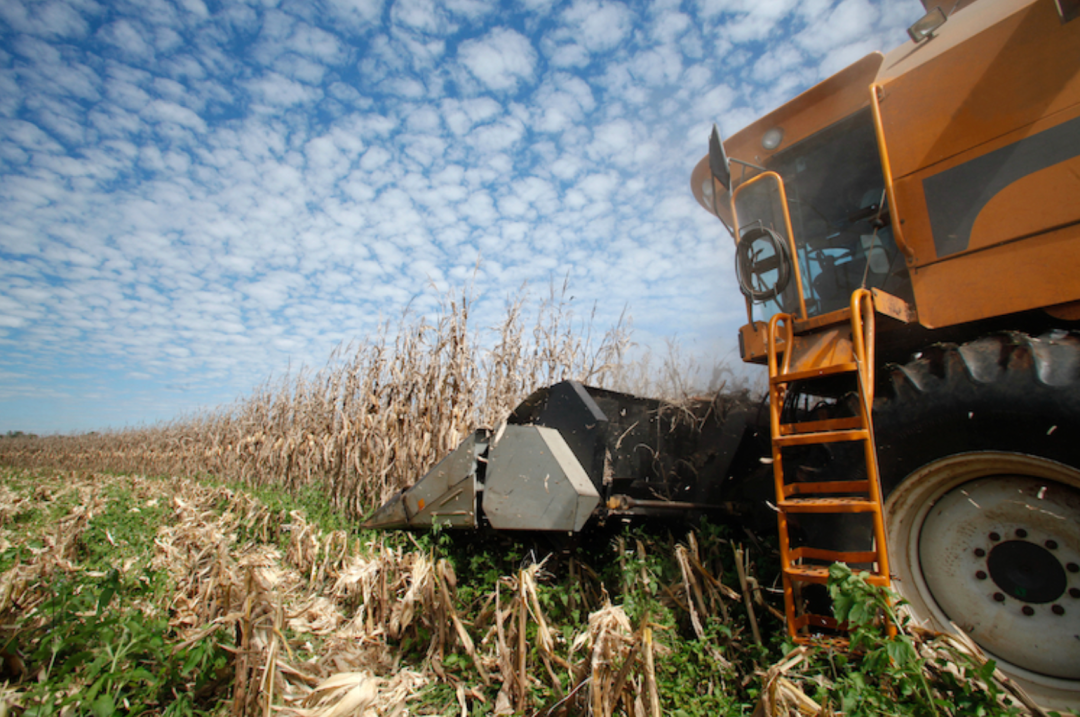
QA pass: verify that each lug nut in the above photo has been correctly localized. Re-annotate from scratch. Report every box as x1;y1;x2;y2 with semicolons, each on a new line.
974;548;986;558
1045;539;1058;550
1022;606;1035;616
975;570;987;580
1070;588;1080;599
989;532;1001;542
1053;605;1065;616
1016;528;1028;538
1068;563;1079;573
994;592;1006;602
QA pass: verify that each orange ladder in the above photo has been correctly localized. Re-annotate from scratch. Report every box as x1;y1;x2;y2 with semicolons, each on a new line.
765;288;894;639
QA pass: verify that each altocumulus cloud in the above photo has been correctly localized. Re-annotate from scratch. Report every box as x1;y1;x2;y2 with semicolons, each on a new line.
459;27;537;92
0;0;920;433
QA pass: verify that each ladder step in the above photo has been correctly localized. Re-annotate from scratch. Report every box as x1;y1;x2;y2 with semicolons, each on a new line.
785;565;891;586
779;497;880;513
779;416;864;436
792;613;841;631
774;428;869;447
771;362;858;385
783;480;870;497
789;546;880;563
792;633;850;649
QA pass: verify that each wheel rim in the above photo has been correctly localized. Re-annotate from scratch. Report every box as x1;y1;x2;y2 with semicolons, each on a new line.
886;452;1080;700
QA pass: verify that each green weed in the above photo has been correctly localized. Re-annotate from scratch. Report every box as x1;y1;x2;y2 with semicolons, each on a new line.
819;563;1019;717
13;570;231;716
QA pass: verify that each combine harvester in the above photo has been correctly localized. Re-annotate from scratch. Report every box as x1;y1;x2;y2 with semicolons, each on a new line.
367;0;1080;708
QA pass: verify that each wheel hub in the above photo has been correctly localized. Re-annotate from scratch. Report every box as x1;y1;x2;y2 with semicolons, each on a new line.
986;539;1068;604
915;470;1080;680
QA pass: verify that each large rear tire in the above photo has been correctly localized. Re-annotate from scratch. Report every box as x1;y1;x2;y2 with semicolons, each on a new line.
873;331;1080;710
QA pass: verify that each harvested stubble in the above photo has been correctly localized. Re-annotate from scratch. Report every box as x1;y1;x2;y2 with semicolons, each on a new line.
0;468;754;716
0;468;1044;717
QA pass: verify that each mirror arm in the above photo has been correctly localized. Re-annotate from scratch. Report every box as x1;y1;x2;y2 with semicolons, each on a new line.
730;157;766;173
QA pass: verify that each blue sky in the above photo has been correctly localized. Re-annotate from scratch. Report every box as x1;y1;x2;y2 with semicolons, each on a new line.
0;0;920;434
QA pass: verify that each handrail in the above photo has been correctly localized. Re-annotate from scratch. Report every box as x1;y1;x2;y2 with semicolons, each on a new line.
766;312;794;452
766;312;795;380
732;171;808;321
850;288;876;407
850;287;893;637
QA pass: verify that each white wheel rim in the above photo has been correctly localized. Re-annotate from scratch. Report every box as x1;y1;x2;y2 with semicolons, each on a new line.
886;452;1080;705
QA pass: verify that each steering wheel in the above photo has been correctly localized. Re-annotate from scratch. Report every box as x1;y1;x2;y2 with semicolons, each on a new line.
735;226;792;303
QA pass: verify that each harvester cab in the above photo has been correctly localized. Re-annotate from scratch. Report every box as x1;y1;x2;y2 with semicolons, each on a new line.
695;65;913;329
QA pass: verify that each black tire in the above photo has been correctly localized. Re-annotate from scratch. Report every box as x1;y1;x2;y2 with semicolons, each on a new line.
874;331;1080;493
870;331;1080;710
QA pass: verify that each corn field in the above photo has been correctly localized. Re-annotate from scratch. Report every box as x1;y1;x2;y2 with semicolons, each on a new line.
0;287;698;519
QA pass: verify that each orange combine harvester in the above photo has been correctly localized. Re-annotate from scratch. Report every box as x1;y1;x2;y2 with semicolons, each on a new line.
369;1;1080;708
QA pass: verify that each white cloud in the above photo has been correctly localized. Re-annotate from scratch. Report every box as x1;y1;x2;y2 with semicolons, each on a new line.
517;0;558;14
443;0;499;21
544;41;589;68
697;0;798;42
98;19;157;60
383;76;427;98
142;99;207;132
326;0;384;29
629;45;682;87
274;54;330;84
442;96;501;134
244;72;323;108
285;22;348;62
176;0;210;19
647;8;690;43
458;27;537;92
391;0;453;35
540;0;635;67
560;0;634;53
12;35;62;64
532;74;594;132
242;272;304;310
1;119;65;154
795;0;878;56
468;116;525;153
0;0;97;38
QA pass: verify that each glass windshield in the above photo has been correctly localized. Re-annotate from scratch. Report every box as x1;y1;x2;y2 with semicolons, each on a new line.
734;108;913;322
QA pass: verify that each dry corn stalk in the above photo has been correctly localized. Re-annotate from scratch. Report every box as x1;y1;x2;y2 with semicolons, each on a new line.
0;285;640;520
435;559;490;685
571;598;638;717
752;647;822;717
917;622;1049;717
674;541;734;671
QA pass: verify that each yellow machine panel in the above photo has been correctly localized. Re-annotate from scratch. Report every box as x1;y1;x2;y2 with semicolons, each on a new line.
876;0;1080;327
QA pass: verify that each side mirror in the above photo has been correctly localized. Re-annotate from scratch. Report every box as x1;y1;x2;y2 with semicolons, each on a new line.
908;6;946;42
709;125;731;191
